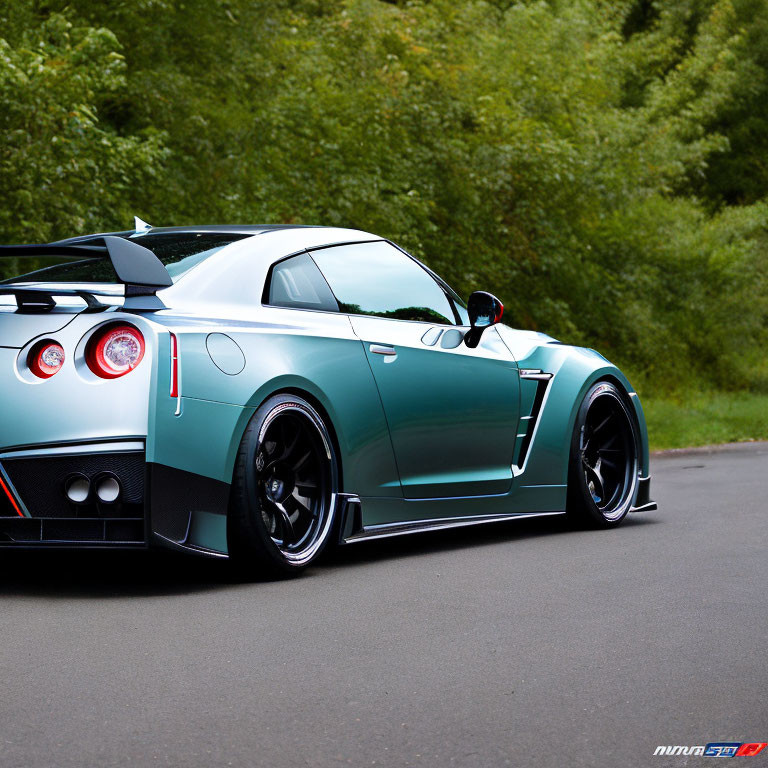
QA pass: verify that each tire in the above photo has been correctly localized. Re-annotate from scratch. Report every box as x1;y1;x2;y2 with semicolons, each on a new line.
228;394;339;578
566;381;639;528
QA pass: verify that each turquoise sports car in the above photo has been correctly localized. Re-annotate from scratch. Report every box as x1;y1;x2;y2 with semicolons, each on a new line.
0;222;655;575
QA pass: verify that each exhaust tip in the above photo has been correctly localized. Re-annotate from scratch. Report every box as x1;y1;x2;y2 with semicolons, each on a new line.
94;474;121;504
64;474;90;504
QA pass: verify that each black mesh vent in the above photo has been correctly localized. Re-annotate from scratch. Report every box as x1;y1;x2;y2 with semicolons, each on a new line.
2;451;144;519
0;450;146;545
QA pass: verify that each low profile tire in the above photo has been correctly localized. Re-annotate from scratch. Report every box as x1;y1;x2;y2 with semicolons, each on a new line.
228;394;339;578
567;381;639;528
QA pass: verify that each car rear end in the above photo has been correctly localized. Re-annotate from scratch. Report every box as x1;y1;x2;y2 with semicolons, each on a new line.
0;225;170;548
0;227;271;551
0;288;158;549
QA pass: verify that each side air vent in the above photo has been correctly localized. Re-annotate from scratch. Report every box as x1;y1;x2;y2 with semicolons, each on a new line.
513;370;553;472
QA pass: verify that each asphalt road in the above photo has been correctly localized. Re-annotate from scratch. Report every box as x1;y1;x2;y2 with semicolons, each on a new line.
0;446;766;768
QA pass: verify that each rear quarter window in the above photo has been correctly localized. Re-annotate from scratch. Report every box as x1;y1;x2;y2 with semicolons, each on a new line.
266;251;339;312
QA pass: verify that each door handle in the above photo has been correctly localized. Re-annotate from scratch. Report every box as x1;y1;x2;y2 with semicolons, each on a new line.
370;344;396;356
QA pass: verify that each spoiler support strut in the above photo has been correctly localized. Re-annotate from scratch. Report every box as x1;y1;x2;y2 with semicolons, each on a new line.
0;236;172;312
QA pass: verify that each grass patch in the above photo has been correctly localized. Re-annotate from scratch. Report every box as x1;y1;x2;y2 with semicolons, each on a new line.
642;392;768;450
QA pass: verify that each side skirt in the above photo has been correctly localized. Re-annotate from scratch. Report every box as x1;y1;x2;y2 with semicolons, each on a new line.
341;509;566;545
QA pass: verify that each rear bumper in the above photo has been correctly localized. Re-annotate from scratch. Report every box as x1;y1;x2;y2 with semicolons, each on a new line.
0;440;231;556
630;474;657;513
0;440;148;547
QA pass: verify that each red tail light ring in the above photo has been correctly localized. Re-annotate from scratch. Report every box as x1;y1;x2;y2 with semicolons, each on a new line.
28;340;65;379
86;324;145;379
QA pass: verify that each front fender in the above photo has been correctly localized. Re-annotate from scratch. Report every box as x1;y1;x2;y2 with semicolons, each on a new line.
516;343;651;489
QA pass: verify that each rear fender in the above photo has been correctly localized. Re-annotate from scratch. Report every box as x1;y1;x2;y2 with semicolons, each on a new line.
146;313;402;554
150;323;399;497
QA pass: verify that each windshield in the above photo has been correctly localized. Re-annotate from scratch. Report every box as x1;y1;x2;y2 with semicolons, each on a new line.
0;233;251;285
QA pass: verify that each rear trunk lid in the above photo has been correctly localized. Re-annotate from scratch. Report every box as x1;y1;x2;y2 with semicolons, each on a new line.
0;285;122;348
0;301;85;348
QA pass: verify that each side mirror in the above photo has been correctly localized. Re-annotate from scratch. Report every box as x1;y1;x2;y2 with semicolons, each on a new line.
464;291;503;348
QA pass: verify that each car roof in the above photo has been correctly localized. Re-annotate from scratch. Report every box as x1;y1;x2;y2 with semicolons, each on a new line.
145;225;383;308
52;224;316;245
39;225;406;311
19;224;464;316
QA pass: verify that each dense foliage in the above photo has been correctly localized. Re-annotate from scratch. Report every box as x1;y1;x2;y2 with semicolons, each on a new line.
2;0;767;395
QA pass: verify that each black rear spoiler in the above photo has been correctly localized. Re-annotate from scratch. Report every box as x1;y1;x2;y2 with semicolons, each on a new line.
0;236;172;311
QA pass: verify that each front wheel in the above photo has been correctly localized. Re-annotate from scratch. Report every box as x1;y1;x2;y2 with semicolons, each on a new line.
228;394;339;577
567;381;639;528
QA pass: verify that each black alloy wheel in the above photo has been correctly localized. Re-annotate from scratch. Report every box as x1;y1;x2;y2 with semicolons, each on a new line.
229;394;338;577
567;381;639;527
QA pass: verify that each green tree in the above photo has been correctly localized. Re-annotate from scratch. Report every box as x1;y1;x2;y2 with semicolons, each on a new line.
0;11;168;242
2;0;768;396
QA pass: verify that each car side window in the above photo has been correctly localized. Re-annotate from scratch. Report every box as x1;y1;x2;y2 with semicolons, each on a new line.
267;251;339;312
309;241;456;325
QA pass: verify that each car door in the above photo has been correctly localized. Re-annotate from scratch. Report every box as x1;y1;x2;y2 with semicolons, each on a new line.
309;241;520;500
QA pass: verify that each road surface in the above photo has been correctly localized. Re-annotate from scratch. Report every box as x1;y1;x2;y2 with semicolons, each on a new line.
0;445;766;767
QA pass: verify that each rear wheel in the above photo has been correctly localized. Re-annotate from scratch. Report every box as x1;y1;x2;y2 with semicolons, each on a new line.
567;381;639;528
228;394;338;577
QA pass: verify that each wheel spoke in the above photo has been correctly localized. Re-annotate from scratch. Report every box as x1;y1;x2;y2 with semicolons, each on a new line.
285;493;313;520
602;479;622;509
293;450;312;473
275;503;297;544
261;498;282;537
283;496;315;544
599;456;619;471
279;421;301;461
591;413;614;436
295;479;318;496
583;455;606;504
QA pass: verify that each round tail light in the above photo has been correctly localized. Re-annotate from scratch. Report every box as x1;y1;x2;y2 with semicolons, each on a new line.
28;340;65;379
86;324;145;379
